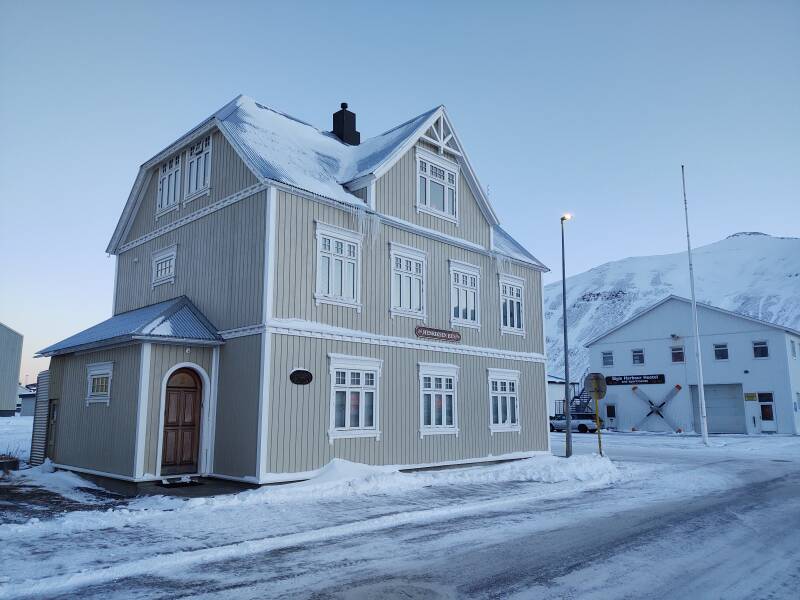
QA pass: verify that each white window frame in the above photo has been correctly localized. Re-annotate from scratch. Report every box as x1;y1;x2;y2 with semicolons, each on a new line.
389;243;427;321
184;135;212;202
327;354;382;442
86;362;113;406
631;348;645;365
315;222;362;311
499;274;525;336
488;368;521;433
670;345;685;363
714;343;729;361
151;245;177;287
418;363;459;438
156;154;182;216
449;259;480;329
416;147;459;224
752;340;769;359
601;351;614;367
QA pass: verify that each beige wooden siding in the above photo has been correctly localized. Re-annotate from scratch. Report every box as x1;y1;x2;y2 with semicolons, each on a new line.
0;323;23;413
114;191;266;331
214;334;261;478
143;344;214;477
267;335;547;473
124;130;259;244
273;190;544;354
47;345;140;477
375;146;491;248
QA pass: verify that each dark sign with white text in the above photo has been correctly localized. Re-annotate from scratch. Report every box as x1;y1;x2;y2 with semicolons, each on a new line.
414;326;461;343
605;374;666;385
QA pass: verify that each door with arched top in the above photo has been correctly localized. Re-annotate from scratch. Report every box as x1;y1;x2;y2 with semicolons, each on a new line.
161;369;202;476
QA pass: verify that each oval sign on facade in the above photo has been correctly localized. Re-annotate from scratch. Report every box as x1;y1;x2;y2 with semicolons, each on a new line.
289;369;313;385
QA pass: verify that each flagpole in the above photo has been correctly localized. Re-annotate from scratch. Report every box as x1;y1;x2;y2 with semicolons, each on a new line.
682;165;709;446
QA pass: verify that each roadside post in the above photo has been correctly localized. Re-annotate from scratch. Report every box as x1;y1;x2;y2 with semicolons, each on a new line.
584;373;607;457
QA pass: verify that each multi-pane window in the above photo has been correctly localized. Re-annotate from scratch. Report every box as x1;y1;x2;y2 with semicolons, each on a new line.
602;351;614;367
390;244;426;319
151;245;177;287
157;155;181;213
714;343;729;360
86;362;113;405
671;346;685;363
328;355;382;440
417;151;457;220
753;341;769;358
488;369;520;432
632;349;645;365
500;276;524;334
450;261;480;328
186;135;211;198
316;224;361;309
419;364;459;436
758;392;775;422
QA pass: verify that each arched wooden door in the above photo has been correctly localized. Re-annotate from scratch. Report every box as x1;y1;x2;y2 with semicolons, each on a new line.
161;369;202;476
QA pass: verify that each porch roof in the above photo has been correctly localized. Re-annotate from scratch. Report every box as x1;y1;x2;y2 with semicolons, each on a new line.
37;297;224;357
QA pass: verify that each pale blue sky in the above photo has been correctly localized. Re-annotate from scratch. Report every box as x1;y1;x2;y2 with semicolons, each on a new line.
1;0;798;381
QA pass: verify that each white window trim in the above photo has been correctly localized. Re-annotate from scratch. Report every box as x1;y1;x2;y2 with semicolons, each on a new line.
449;259;481;329
499;273;525;337
156;153;182;218
488;368;521;433
415;147;459;224
713;343;730;361
418;362;459;438
86;362;113;406
670;345;685;363
752;340;770;360
327;353;382;442
601;351;614;367
151;244;177;287
631;348;646;366
389;242;427;321
314;222;363;311
184;135;212;203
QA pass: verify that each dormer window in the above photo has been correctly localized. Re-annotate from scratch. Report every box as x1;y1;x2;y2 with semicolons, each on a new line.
157;155;181;214
417;148;457;223
185;135;212;200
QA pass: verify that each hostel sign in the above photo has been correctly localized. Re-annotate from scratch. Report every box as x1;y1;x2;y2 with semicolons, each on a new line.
606;374;666;386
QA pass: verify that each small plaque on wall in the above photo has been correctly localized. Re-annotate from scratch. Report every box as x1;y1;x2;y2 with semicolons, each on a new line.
290;369;313;385
414;326;461;342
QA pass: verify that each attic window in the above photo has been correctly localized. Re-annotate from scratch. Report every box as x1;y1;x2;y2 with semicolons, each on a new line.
152;245;177;287
185;135;212;200
157;155;182;214
417;148;458;223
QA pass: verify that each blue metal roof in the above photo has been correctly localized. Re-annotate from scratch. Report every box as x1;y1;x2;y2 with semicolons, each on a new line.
37;297;223;357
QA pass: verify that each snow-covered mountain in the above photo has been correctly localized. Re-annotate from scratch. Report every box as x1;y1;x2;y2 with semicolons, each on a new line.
543;232;800;379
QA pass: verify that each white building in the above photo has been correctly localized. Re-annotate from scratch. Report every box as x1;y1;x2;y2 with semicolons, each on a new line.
546;374;579;416
585;296;800;435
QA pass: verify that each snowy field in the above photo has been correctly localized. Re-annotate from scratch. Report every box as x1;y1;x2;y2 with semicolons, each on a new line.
0;416;32;462
0;419;798;599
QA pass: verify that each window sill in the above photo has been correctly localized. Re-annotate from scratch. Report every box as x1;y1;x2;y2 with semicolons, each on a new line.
416;203;459;225
85;397;110;406
328;429;381;443
501;327;526;337
490;425;521;434
152;277;175;288
184;187;211;205
315;295;362;312
451;319;480;330
155;204;180;219
391;308;427;321
419;427;459;438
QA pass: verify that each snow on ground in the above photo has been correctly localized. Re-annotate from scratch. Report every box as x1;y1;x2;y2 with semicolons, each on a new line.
0;416;32;462
0;433;798;599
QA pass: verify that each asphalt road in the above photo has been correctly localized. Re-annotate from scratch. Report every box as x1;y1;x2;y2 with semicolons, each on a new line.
34;435;797;600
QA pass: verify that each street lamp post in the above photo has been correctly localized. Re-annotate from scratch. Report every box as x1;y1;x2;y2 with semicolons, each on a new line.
561;213;573;458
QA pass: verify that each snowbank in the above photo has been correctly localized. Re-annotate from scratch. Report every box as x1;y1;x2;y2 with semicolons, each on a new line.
4;459;102;503
0;416;33;462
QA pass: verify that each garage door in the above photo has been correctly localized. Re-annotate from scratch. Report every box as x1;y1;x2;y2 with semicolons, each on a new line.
691;384;746;433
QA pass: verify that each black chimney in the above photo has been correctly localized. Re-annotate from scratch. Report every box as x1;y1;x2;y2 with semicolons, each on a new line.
332;102;360;145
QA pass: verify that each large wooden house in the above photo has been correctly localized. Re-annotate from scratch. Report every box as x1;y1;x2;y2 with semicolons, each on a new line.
36;97;550;483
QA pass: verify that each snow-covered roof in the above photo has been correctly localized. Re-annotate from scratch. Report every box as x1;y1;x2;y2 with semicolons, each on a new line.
492;226;547;270
585;295;800;347
37;297;223;357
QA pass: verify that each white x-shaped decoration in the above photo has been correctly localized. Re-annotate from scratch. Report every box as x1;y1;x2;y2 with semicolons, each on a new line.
631;384;683;431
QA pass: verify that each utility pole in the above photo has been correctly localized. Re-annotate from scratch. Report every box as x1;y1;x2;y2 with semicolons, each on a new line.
561;213;573;457
682;165;710;446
